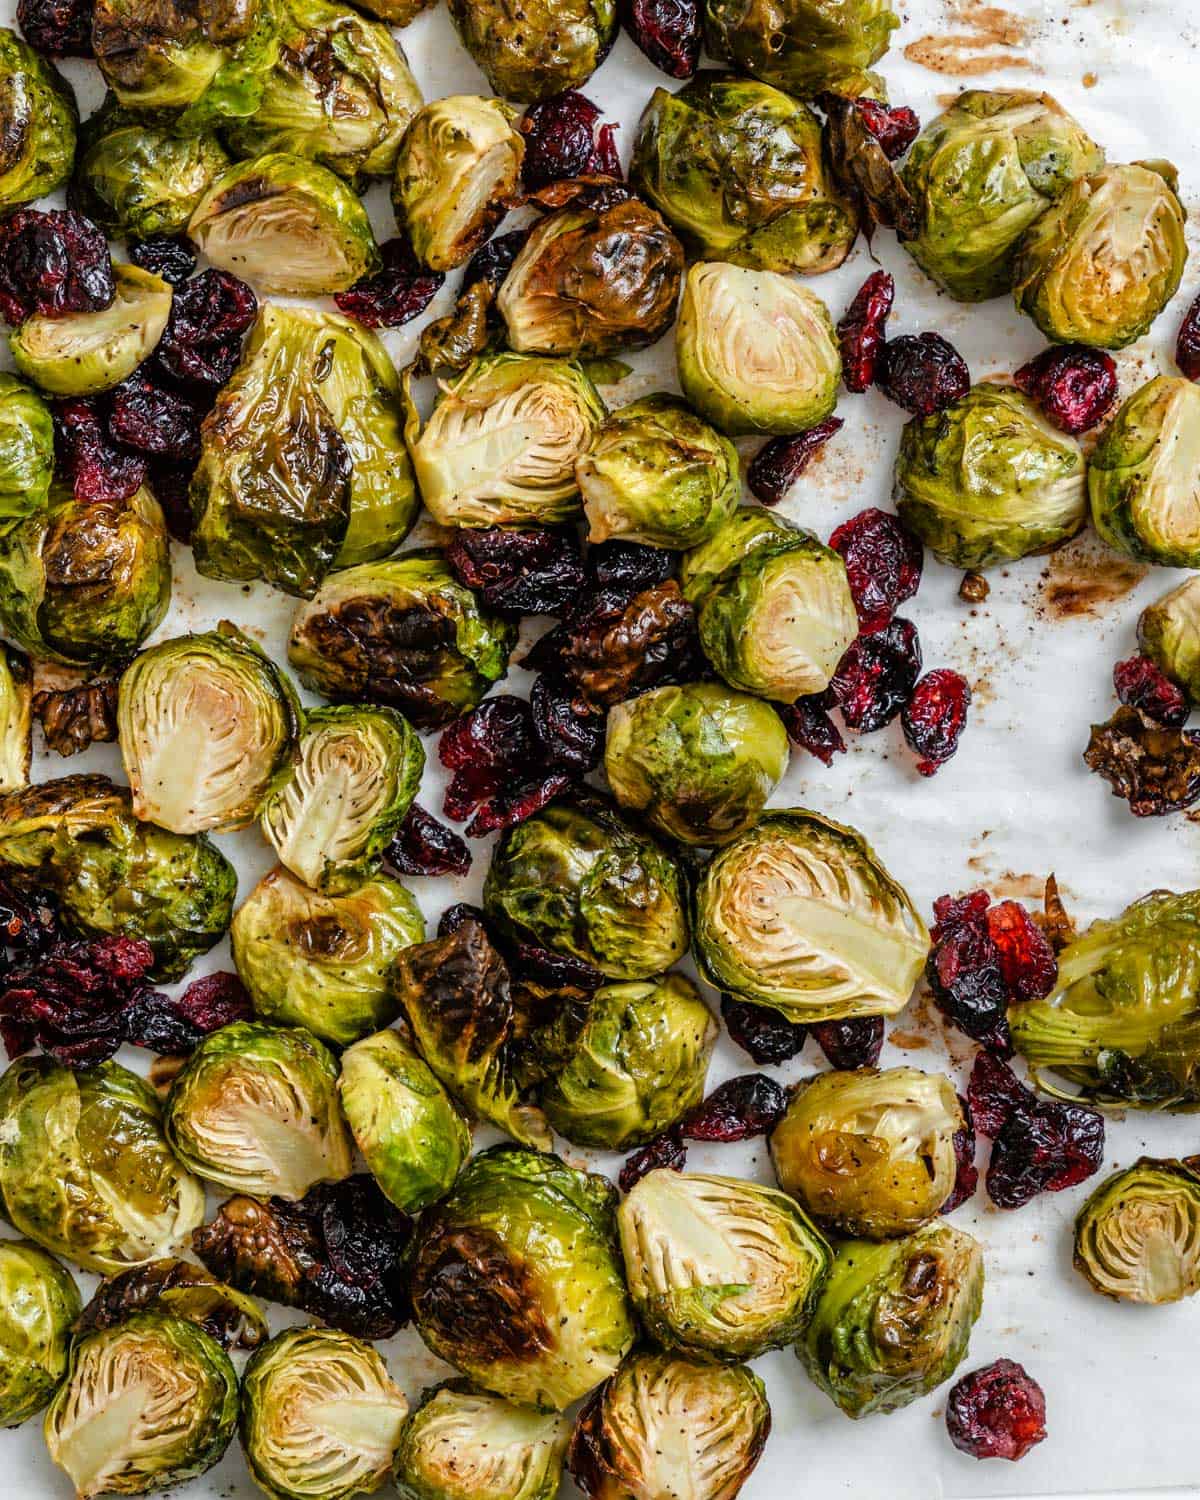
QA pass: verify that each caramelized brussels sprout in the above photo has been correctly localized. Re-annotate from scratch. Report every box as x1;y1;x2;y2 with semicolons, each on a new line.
0;374;53;530
1139;575;1200;704
0;28;77;208
74;1258;267;1350
701;0;896;99
0;644;31;792
0;1241;79;1425
1074;1158;1200;1305
446;0;616;104
394;1382;569;1500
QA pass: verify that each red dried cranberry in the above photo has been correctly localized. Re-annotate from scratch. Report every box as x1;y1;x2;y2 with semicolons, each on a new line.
587;540;673;590
462;230;531;294
466;771;573;836
810;1017;885;1070
511;942;604;995
721;994;807;1065
988;1098;1104;1208
521;92;622;192
437;902;490;938
837;271;894;394
153;269;257;388
966;1050;1033;1138
1113;655;1188;728
108;372;203;461
0;209;114;326
144;461;196;544
947;1360;1047;1462
941;1093;979;1213
530;674;604;774
927;892;1010;1053
984;901;1057;1003
830;617;922;733
17;0;92;53
829;507;923;634
902;668;971;775
445;526;586;616
682;1075;787;1142
851;97;920;159
1177;292;1200;382
52;398;146;504
746;418;844;507
334;236;444;328
124;971;252;1054
386;803;471;878
1014;344;1118;434
126;235;196;287
779;693;846;766
439;697;572;835
877;333;970;416
620;0;699;77
619;1131;686;1192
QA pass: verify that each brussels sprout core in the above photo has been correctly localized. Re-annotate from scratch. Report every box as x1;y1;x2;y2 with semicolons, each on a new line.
395;1383;570;1500
1074;1158;1200;1304
0;1240;80;1426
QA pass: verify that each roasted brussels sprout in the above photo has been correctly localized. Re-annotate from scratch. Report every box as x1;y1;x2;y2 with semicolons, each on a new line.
394;1382;569;1500
676;262;840;436
694;810;928;1021
893;383;1086;570
1013;162;1187;348
446;0;616;104
1074;1158;1200;1304
630;74;857;273
45;1313;237;1496
409;1145;635;1410
0;28;77;208
701;0;895;98
0;374;53;530
0;775;236;981
0;644;32;792
901;90;1105;302
770;1067;962;1238
1139;575;1200;704
188;153;380;295
407;353;605;528
0;1241;79;1425
800;1222;983;1418
287;553;516;729
232;868;424;1046
11;264;172;397
0;1056;205;1272
74;1259;267;1350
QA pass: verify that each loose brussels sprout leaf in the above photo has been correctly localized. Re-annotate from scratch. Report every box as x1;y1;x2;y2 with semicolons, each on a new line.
407;352;605;528
901;90;1105;302
1140;575;1200;705
165;1020;353;1200
894;383;1086;570
483;793;689;980
409;1145;635;1410
11;264;171;397
0;643;32;793
0;774;236;981
0;373;53;531
44;1313;237;1497
241;1326;408;1500
801;1222;983;1418
0;1240;79;1426
446;0;616;104
0;1056;205;1273
118;623;299;835
630;74;857;273
770;1067;962;1238
618;1170;830;1362
1074;1157;1200;1305
694;809;929;1022
188;152;380;296
287;552;516;729
338;1028;471;1214
232;867;424;1047
0;28;77;209
395;1381;569;1500
75;1258;267;1350
1013;163;1187;348
676;262;841;436
701;0;895;99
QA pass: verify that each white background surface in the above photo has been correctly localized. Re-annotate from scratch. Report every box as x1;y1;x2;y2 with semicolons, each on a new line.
5;0;1200;1496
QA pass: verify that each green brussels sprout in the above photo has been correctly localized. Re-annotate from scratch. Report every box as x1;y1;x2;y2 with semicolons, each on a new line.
74;1258;268;1350
288;552;516;729
118;624;300;836
770;1067;962;1238
1139;575;1200;704
232;867;424;1046
894;383;1086;570
394;1381;569;1500
11;264;172;397
0;1241;79;1425
676;262;840;436
630;73;857;273
354;0;430;23
225;0;421;182
800;1222;983;1418
0;1056;205;1273
483;794;689;980
0;373;53;531
0;643;31;793
1013;162;1187;348
539;975;716;1148
338;1028;471;1213
409;1145;635;1409
407;352;605;528
188;152;380;295
575;395;738;550
0;774;236;981
0;28;77;209
900;90;1105;302
701;0;895;99
446;0;615;104
45;1313;237;1497
693;809;929;1022
165;1020;353;1199
618;1169;830;1361
1074;1157;1200;1305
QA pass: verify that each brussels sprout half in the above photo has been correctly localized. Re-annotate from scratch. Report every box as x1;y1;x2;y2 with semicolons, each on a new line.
701;0;895;98
0;1241;79;1426
394;1382;569;1500
1074;1158;1200;1305
446;0;616;103
0;373;53;531
1139;575;1200;704
0;28;77;209
0;644;31;793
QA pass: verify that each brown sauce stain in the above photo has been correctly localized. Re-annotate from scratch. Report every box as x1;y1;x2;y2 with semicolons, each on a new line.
1039;533;1147;620
905;1;1031;76
889;1029;930;1051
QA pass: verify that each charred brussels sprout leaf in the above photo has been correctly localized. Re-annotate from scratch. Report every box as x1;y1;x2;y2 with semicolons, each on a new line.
446;0;616;104
394;1382;569;1500
0;1240;79;1425
1074;1158;1200;1305
74;1258;267;1350
0;644;32;792
0;374;53;529
701;0;896;100
0;28;77;209
1140;575;1200;705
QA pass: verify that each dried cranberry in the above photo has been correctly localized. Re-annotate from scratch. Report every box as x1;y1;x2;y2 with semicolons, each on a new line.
746;418;844;507
967;1050;1033;1138
512;943;604;1000
619;0;699;76
1084;706;1200;817
927;892;1010;1053
153;269;257;388
445;526;586;617
829;507;923;634
126;235;196;287
521;92;622;192
619;1130;686;1192
124;972;252;1054
984;901;1057;1004
851;97;920;159
830;617;922;733
108;372;203;461
439;696;534;821
530;675;604;774
941;1093;979;1214
1113;655;1188;728
810;1017;885;1070
0;209;114;326
587;540;673;590
989;1098;1104;1208
462;230;531;294
947;1360;1047;1462
0;881;59;956
144;461;196;544
837;271;894;394
779;692;846;766
721;995;807;1066
52;399;146;505
17;0;92;53
1177;292;1200;382
334;236;444;328
877;333;970;417
386;803;471;878
682;1075;787;1142
902;668;971;775
437;902;490;938
1014;344;1118;435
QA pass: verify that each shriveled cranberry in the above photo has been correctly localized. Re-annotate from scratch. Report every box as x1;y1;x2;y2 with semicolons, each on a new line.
967;1050;1033;1138
334;236;444;328
521;92;622;192
984;902;1057;1004
851;97;920;159
17;0;92;53
52;399;145;504
462;230;531;295
829;507;923;634
0;209;114;326
145;461;196;543
927;891;1010;1053
1084;706;1200;817
108;372;203;461
877;333;969;416
810;1017;884;1070
153;269;257;388
682;1075;787;1142
830;617;922;733
126;235;196;287
1113;655;1188;728
439;696;574;835
941;1093;979;1214
747;418;844;507
779;692;846;766
837;271;894;394
619;1130;686;1192
530;674;604;774
947;1360;1046;1462
721;995;807;1065
124;972;253;1055
437;902;489;938
386;803;471;878
1014;344;1118;434
619;0;699;76
902;668;971;775
587;540;673;590
445;526;586;617
1177;291;1200;382
0;882;58;955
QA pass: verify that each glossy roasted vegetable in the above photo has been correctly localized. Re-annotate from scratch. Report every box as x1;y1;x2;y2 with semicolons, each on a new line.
394;1382;569;1500
1074;1158;1200;1304
1139;575;1200;705
446;0;616;103
0;28;77;208
701;0;896;99
0;1241;79;1425
74;1259;267;1350
0;374;53;530
0;644;31;792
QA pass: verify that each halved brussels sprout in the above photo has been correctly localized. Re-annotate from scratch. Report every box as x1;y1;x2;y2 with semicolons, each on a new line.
618;1169;830;1361
0;1056;205;1273
483;793;689;980
75;1259;268;1350
188;152;380;296
0;774;236;981
446;0;616;103
0;1241;79;1426
701;0;896;99
1074;1158;1200;1305
288;552;516;729
393;95;523;272
395;1382;569;1500
1139;575;1200;705
631;73;857;273
407;353;605;528
11;264;171;397
118;624;299;835
694;809;929;1022
894;383;1086;570
232;867;424;1047
45;1313;237;1497
569;1351;770;1500
338;1028;471;1214
0;644;31;792
770;1067;962;1238
901;90;1105;302
0;373;53;531
1013;162;1187;348
409;1145;635;1410
676;262;840;436
0;28;77;208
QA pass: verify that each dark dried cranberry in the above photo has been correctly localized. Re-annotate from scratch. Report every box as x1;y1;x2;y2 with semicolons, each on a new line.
720;995;807;1065
620;0;699;76
1084;706;1200;816
851;97;920;159
927;892;1010;1053
440;696;534;817
829;506;923;634
947;1360;1047;1462
462;230;531;294
124;972;252;1055
437;902;490;938
967;1050;1033;1138
0;881;59;956
153;269;257;388
586;540;673;590
830;617;922;733
17;0;92;53
511;942;604;996
466;771;573;836
941;1093;979;1214
0;209;114;326
1177;291;1200;382
810;1017;885;1070
386;803;471;878
144;461;196;544
445;526;586;616
984;901;1057;1004
988;1098;1104;1208
334;236;444;328
108;372;203;461
530;674;604;774
520;92;622;192
126;235;196;287
779;692;846;766
747;418;844;507
1014;344;1118;434
1113;655;1188;728
52;399;146;505
837;271;894;394
877;333;970;417
619;1130;686;1192
902;668;971;775
682;1074;787;1141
